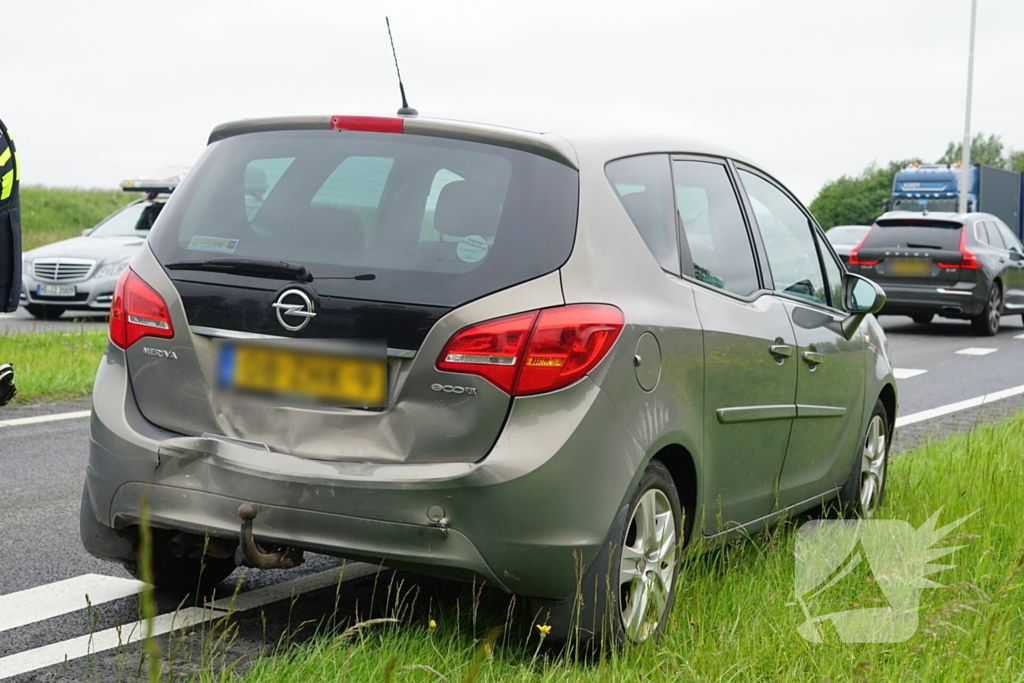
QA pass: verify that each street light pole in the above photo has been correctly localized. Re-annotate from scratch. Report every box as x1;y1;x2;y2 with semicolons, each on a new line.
959;0;978;214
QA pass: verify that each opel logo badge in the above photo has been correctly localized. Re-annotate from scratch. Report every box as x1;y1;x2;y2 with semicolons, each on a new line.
272;289;316;332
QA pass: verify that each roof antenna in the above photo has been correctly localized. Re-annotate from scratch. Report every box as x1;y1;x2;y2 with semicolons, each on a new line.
386;17;418;117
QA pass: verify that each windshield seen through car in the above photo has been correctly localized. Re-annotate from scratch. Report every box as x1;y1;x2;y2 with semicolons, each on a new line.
89;201;164;237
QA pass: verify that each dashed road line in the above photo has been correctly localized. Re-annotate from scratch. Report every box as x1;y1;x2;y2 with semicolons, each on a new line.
0;574;145;634
955;347;998;356
0;410;90;428
892;368;927;379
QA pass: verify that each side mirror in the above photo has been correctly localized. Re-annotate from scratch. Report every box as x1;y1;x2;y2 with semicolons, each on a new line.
840;273;886;339
881;198;891;211
1010;250;1022;262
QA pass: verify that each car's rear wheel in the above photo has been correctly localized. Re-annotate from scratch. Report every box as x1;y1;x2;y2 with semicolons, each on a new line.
835;399;889;518
911;314;933;325
123;529;237;596
25;305;66;320
537;460;683;649
971;285;1002;336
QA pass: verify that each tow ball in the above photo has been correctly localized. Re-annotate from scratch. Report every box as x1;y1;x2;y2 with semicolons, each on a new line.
236;503;304;570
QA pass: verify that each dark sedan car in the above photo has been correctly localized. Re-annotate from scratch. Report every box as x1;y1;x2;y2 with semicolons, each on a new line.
848;211;1024;335
825;225;871;264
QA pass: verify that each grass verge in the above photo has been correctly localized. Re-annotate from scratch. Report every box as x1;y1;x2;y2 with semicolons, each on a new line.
0;329;107;404
195;411;1024;682
20;186;132;251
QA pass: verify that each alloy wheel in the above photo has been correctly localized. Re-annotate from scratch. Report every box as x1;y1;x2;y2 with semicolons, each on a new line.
619;488;677;642
988;287;1002;333
859;414;887;516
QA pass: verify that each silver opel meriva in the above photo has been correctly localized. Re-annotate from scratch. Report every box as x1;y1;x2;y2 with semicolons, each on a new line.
81;114;897;645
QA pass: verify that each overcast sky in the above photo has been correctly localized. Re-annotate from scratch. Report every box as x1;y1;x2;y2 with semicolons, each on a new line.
6;0;1023;204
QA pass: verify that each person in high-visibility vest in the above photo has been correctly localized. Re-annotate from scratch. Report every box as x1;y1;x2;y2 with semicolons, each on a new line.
0;116;21;405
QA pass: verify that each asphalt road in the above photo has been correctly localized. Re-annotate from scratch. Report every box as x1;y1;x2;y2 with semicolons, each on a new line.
0;309;107;333
1;313;1024;681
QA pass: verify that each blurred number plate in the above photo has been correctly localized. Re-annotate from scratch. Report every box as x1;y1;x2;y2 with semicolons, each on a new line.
220;344;386;406
889;258;931;276
36;284;76;297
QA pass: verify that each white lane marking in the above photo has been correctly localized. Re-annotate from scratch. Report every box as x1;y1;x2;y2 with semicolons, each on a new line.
892;368;927;380
0;607;214;680
0;574;146;634
0;410;90;428
955;347;998;356
1015;333;1024;340
0;563;378;680
896;383;1024;428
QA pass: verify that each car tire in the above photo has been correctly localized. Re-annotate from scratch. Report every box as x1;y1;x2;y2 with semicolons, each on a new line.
971;284;1002;336
25;305;66;320
834;399;889;518
910;314;933;325
535;460;684;650
123;529;237;597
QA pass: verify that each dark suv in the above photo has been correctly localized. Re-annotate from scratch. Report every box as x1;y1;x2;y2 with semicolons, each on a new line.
848;211;1024;335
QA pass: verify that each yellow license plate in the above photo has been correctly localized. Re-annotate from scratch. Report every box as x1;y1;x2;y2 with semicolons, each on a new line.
223;344;386;406
890;258;932;276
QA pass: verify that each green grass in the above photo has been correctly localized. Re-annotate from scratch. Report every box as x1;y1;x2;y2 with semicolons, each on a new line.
0;329;107;404
197;413;1024;683
20;186;132;251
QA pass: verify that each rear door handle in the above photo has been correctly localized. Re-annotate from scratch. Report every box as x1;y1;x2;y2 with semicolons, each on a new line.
769;344;793;360
802;351;824;367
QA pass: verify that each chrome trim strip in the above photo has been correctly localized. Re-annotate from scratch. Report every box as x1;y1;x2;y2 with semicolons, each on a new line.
796;405;847;418
716;405;797;424
189;325;417;359
936;288;973;296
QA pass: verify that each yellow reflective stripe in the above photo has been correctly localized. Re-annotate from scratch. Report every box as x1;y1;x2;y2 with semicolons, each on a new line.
1;170;12;200
0;147;9;166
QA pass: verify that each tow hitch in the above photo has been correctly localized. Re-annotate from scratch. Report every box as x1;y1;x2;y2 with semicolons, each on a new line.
236;503;304;570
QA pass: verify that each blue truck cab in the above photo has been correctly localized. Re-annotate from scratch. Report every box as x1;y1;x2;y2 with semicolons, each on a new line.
889;162;1023;238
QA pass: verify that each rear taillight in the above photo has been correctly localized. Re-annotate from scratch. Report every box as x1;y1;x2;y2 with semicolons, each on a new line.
437;304;625;396
936;229;980;269
958;228;981;269
110;268;174;349
848;225;879;266
329;115;404;133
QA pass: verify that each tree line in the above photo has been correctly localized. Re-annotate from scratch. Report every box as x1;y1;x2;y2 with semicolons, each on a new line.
810;133;1024;229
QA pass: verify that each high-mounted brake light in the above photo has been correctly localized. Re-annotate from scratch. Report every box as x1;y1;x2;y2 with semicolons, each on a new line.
329;116;404;134
847;224;879;266
110;268;174;349
437;305;625;396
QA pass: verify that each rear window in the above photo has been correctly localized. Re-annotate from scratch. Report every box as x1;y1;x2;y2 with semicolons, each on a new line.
862;219;963;250
148;130;578;307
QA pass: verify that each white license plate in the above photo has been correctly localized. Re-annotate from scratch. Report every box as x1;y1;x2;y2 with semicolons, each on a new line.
36;284;76;297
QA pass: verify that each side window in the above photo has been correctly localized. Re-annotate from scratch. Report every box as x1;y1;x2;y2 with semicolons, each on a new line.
244;157;294;220
311;156;394;229
738;169;828;306
671;159;760;296
986;221;1008;250
605;155;679;274
973;222;988;245
816;230;845;309
996;221;1023;253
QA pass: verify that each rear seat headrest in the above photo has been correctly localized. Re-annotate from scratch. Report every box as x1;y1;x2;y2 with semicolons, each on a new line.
432;181;502;238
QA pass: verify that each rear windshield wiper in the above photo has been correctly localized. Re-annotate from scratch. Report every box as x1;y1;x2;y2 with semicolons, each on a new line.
165;257;313;282
906;243;944;250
